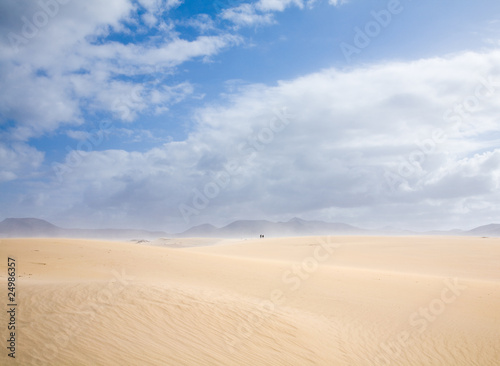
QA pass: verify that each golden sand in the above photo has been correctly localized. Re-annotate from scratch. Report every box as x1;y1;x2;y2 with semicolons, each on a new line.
1;236;499;365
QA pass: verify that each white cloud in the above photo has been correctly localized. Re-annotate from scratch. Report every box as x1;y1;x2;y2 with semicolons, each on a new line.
0;0;240;141
255;0;304;12
222;4;275;26
180;14;216;33
220;0;309;27
328;0;349;6
0;143;44;182
15;49;500;231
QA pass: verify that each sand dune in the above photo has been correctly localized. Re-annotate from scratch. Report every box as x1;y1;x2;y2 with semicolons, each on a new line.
1;236;499;365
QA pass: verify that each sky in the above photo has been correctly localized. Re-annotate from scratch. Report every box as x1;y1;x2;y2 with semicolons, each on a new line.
1;0;500;233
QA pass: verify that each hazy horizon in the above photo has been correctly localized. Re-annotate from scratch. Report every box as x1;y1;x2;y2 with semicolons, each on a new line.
0;216;497;238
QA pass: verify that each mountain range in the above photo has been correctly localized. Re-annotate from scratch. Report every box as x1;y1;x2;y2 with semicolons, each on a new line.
1;217;500;240
177;218;369;238
0;218;167;240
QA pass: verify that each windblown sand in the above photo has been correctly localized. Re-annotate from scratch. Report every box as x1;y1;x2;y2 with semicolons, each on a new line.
1;236;499;365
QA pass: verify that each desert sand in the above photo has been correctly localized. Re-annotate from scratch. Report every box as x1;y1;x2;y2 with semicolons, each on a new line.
1;235;499;365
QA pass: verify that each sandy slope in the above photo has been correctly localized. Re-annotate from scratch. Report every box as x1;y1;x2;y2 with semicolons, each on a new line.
0;236;499;365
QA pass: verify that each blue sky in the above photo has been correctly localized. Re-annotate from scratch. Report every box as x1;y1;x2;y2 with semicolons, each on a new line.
1;0;500;232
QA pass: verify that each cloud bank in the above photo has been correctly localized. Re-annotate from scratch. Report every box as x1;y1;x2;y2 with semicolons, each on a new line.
7;50;500;231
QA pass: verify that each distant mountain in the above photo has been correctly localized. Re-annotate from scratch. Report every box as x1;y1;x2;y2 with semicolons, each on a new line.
466;224;500;237
2;217;500;240
178;223;218;237
0;218;60;237
219;220;284;237
177;218;369;238
0;218;167;240
177;219;500;238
